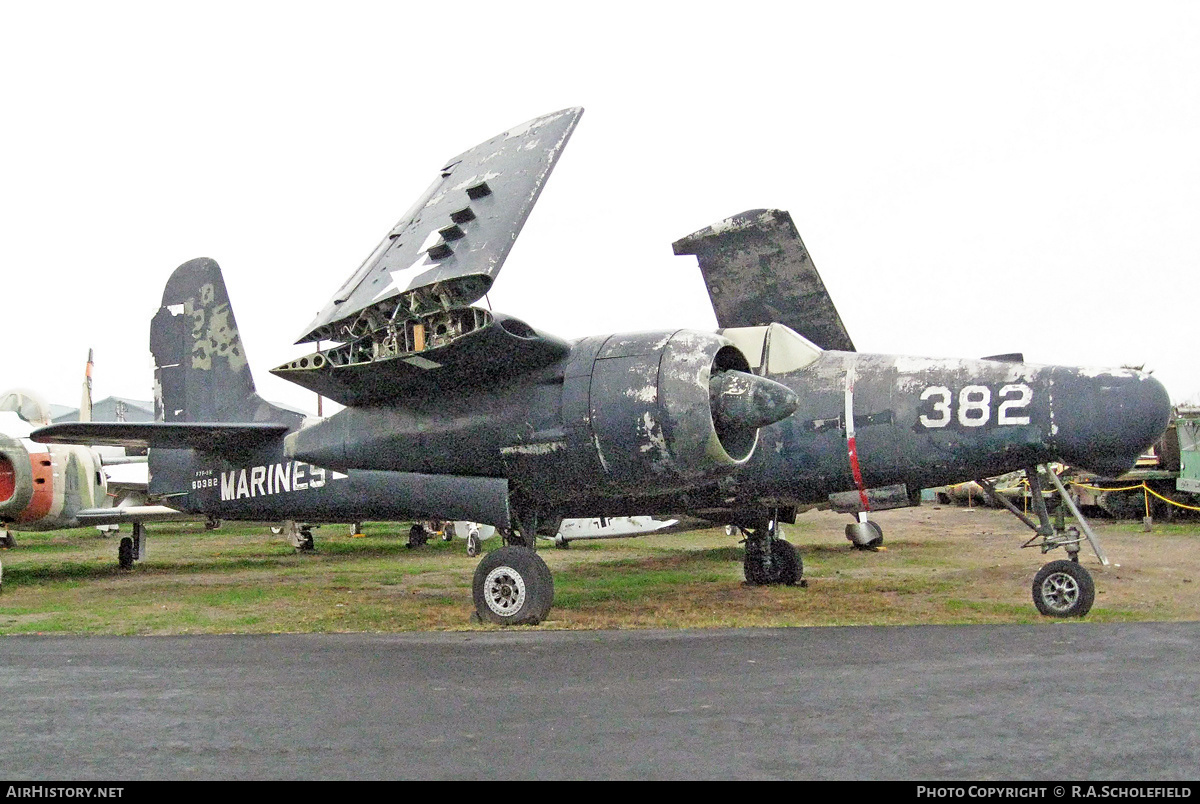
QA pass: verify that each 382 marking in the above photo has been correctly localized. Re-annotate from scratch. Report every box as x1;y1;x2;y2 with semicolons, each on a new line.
918;383;1032;429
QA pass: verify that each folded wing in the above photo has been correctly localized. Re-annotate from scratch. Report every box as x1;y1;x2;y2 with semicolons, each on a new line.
296;107;583;345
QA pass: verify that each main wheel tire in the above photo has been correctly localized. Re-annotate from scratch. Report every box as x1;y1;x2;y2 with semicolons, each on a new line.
118;536;134;570
744;540;771;585
407;524;429;548
472;546;554;625
744;540;803;585
772;540;803;586
1032;559;1095;617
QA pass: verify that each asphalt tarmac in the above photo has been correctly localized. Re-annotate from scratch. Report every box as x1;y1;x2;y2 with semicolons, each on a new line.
1;623;1197;780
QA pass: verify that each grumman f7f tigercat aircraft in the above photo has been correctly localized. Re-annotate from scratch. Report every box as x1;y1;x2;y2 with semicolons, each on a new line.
36;108;1171;624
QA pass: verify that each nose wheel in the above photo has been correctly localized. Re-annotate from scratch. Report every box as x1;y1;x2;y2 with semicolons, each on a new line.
1032;559;1095;617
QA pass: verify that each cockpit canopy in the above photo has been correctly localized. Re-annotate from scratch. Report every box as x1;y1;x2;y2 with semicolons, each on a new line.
0;389;52;426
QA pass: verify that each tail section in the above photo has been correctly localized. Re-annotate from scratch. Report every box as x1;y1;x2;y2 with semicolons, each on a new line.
147;258;303;501
151;258;302;427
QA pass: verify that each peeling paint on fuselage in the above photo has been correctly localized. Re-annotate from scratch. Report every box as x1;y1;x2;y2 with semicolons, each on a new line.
722;350;1168;507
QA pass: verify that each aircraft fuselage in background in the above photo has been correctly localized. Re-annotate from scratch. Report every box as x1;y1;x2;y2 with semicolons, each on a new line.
0;399;108;537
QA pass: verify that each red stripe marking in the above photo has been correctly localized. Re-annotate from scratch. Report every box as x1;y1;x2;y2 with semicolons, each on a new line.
847;436;871;512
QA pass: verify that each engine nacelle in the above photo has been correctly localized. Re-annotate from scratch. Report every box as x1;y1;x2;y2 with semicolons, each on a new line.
289;328;798;508
550;329;797;497
0;433;35;520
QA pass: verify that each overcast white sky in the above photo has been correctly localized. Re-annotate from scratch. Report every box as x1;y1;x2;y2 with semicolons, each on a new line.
2;1;1197;414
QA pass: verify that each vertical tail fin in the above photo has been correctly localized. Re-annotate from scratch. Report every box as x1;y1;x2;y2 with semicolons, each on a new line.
151;258;302;427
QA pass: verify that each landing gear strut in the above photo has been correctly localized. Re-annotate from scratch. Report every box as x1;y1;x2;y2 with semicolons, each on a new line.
979;464;1106;617
737;514;804;587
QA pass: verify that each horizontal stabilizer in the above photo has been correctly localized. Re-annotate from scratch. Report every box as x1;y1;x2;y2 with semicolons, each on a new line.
31;422;289;456
297;108;583;345
673;209;855;352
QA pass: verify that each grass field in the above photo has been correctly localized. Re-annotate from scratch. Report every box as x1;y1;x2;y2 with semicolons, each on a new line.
1;506;1197;634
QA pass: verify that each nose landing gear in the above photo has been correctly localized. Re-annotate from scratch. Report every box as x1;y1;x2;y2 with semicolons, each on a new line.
979;464;1107;617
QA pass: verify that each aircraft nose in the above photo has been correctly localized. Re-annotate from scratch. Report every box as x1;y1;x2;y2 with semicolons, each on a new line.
1048;367;1172;476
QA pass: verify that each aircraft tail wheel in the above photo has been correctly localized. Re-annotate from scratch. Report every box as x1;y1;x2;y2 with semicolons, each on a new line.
1032;559;1095;617
118;536;135;570
472;546;553;626
466;531;481;557
845;520;884;549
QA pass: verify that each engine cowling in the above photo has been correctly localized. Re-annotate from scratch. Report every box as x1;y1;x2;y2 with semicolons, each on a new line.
551;329;798;497
0;433;35;521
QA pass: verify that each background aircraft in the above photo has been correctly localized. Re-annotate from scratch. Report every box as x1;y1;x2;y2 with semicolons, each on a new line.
0;388;111;549
0;351;186;583
0;349;158;555
37;109;1172;625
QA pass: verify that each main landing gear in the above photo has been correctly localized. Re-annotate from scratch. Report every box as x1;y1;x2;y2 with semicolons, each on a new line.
469;513;556;625
277;520;316;552
117;522;148;570
734;514;805;587
979;464;1107;618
